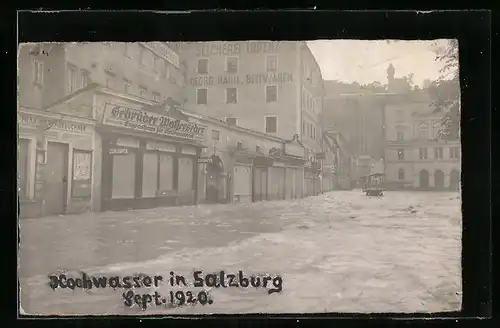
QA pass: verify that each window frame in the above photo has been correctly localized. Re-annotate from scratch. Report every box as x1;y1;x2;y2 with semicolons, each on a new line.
266;84;278;103
226;56;239;74
265;115;278;134
397;148;405;160
266;54;278;72
196;88;208;105
197;58;209;74
225;87;238;104
398;168;405;180
139;85;148;98
225;117;238;126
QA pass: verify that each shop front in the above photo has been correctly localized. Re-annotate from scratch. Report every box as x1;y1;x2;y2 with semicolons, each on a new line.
18;109;95;218
97;102;206;211
198;155;228;204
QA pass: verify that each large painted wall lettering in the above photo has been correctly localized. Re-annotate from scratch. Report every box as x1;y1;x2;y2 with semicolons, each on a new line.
195;41;281;57
189;72;293;87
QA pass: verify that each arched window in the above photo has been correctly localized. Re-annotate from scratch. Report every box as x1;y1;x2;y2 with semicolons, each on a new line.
418;123;428;140
432;122;441;138
398;168;405;180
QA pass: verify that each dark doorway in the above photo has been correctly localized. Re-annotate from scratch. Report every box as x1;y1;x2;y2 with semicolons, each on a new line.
44;142;69;215
434;170;445;189
253;167;268;202
419;170;429;189
449;170;460;191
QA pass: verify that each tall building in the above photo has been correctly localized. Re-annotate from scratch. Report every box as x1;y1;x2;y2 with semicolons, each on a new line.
179;41;324;155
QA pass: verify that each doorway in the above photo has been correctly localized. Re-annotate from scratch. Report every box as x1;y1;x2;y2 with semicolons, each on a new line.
44;142;69;215
419;170;429;189
434;170;445;189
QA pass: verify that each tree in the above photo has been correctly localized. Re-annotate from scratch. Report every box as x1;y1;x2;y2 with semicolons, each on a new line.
432;39;460;140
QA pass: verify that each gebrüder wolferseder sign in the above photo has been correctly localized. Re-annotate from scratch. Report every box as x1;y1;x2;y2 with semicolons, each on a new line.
102;103;206;142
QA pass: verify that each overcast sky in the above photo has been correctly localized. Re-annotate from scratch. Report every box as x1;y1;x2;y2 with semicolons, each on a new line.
307;40;450;87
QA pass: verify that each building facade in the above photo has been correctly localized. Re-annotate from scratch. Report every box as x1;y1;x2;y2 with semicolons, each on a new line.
180;41;324;153
384;94;461;190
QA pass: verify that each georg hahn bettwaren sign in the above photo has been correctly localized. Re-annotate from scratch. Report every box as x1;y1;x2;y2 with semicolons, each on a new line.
102;103;206;142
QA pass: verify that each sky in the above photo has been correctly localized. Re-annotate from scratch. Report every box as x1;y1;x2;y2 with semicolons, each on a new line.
307;40;450;87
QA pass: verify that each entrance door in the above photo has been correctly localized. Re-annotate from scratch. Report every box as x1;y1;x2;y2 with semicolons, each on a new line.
44;142;69;215
419;170;429;189
253;167;267;202
434;170;445;189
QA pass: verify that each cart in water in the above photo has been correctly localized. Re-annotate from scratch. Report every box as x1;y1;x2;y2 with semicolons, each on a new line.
364;173;385;196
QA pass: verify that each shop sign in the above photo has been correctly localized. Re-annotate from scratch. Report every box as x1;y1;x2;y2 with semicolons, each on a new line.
109;148;128;155
195;41;280;57
102;104;206;142
189;72;293;87
141;42;179;68
198;157;212;164
18;113;87;132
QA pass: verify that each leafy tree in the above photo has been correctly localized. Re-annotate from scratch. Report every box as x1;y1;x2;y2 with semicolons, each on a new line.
432;39;460;140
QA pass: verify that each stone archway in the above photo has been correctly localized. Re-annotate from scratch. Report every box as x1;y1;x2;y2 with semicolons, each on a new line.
449;170;460;191
419;170;429;189
434;170;445;189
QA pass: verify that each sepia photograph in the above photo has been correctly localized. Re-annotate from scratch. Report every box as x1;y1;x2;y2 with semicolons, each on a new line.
18;39;462;315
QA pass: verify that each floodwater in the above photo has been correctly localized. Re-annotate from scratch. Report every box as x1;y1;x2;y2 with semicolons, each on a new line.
19;191;462;315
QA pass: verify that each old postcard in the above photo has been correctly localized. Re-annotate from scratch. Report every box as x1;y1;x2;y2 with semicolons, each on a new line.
18;40;461;315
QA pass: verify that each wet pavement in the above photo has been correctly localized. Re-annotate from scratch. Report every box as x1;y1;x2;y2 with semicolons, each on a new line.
19;191;462;315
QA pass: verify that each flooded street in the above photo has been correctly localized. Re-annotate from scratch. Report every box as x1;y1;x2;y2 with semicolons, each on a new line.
19;191;462;315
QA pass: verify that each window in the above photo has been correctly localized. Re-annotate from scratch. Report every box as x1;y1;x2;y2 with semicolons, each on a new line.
419;147;428;160
226;117;237;126
226;57;238;74
81;70;90;88
153;92;161;103
397;149;404;160
302;121;306;135
163;64;171;80
265;116;277;133
434;147;443;159
312;126;316;139
450;147;460;159
397;131;404;141
68;65;78;93
226;87;238;104
418;123;428;139
266;55;278;72
139;85;148;98
197;58;209;74
212;130;220;141
153;56;160;73
197;88;208;104
123;79;131;94
433;122;441;138
398;168;405;180
236;141;243;149
33;60;44;85
256;145;261;153
266;85;278;102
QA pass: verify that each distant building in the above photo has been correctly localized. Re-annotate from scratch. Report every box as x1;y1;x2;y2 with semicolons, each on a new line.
384;92;461;190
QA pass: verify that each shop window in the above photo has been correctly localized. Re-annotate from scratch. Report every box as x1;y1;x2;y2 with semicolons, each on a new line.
112;153;136;198
397;149;404;160
197;58;209;74
265;116;277;133
18;139;30;200
178;157;194;191
142;152;158;197
159;154;174;192
72;150;92;198
197;88;208;105
226;57;238;74
226;87;238;104
266;55;278;72
266;85;278;102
